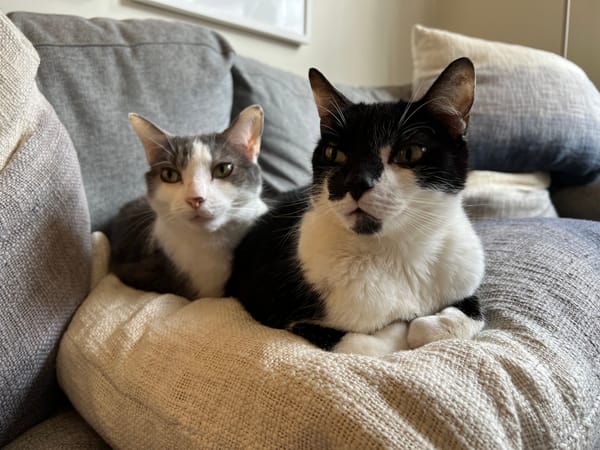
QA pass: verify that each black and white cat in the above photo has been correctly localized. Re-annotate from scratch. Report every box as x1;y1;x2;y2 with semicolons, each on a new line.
110;105;268;299
226;58;485;356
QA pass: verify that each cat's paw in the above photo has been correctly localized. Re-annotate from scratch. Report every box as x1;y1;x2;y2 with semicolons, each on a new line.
406;307;484;349
333;321;409;356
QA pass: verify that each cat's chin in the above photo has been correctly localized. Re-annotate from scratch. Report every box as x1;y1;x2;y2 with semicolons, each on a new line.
189;214;214;225
346;209;382;235
187;213;223;232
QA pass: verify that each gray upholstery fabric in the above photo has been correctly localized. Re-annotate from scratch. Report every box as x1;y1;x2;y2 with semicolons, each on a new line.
231;55;408;196
476;218;600;448
9;12;235;232
0;94;91;445
5;408;108;450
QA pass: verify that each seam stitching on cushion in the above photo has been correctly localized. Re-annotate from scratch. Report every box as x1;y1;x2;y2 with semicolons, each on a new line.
33;41;231;57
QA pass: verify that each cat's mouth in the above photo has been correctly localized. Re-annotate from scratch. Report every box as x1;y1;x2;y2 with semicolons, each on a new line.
348;208;376;220
190;212;215;224
347;208;382;234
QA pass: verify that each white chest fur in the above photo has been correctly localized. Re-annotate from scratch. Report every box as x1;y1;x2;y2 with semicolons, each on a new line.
152;219;236;298
297;197;484;334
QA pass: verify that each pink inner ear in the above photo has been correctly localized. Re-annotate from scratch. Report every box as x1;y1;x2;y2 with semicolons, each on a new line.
242;132;260;162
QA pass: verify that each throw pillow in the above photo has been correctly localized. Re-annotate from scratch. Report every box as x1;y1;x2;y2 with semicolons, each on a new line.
57;220;600;448
412;25;600;186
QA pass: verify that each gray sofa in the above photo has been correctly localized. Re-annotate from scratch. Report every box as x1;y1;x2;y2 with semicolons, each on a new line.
1;11;599;449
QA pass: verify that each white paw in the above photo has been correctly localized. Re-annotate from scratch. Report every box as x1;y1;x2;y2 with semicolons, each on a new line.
91;231;111;290
333;321;409;356
407;307;484;349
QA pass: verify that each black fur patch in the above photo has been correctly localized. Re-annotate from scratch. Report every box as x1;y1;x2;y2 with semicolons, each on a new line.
452;295;483;321
352;210;382;234
226;188;327;328
288;323;346;351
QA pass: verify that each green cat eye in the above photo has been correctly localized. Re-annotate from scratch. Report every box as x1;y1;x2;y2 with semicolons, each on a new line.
394;145;426;165
160;167;181;183
213;162;234;179
324;146;347;164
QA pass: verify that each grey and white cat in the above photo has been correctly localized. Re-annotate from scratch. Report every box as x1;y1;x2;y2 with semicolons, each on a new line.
110;105;268;299
227;58;485;356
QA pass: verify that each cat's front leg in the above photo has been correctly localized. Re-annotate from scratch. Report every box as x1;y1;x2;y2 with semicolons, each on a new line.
406;296;484;349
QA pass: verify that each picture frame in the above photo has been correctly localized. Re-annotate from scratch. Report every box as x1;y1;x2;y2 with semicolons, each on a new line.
132;0;311;45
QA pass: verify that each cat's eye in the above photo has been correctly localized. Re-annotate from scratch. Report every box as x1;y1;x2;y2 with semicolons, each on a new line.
393;145;426;165
160;168;181;183
324;146;347;164
213;162;234;179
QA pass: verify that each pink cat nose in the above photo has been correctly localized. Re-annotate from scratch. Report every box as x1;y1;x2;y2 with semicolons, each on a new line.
186;197;205;209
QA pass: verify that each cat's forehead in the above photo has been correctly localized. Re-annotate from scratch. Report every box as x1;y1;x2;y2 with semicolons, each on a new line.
161;135;227;167
330;101;413;147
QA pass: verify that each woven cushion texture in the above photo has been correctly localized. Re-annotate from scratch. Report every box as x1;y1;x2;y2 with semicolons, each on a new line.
58;219;600;449
0;14;91;444
9;12;235;232
0;14;40;172
412;25;600;186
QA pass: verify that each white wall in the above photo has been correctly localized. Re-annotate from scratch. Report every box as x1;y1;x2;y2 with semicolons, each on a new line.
2;0;597;87
0;0;436;86
431;0;599;88
567;0;600;88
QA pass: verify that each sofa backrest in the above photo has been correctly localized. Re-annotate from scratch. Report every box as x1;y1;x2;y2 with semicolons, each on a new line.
10;12;235;232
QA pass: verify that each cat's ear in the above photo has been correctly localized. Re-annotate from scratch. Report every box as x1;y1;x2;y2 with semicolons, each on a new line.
224;104;264;163
421;57;475;138
128;113;172;166
309;68;352;135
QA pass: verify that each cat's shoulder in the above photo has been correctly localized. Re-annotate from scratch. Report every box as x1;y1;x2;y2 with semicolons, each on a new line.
110;196;156;260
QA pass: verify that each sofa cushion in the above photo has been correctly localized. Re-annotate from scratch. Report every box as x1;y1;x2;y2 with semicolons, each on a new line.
231;55;409;196
412;25;600;186
0;13;91;446
4;408;108;450
57;220;600;448
9;12;235;232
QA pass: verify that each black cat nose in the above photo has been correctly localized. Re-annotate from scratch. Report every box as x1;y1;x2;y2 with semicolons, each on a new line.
345;173;375;201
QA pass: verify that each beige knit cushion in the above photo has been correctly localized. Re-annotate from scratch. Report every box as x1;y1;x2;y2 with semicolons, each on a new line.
57;227;600;449
0;13;41;172
464;170;557;221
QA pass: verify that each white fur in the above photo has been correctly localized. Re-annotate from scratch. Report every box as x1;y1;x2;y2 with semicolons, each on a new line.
150;141;267;298
406;306;484;349
297;148;484;353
